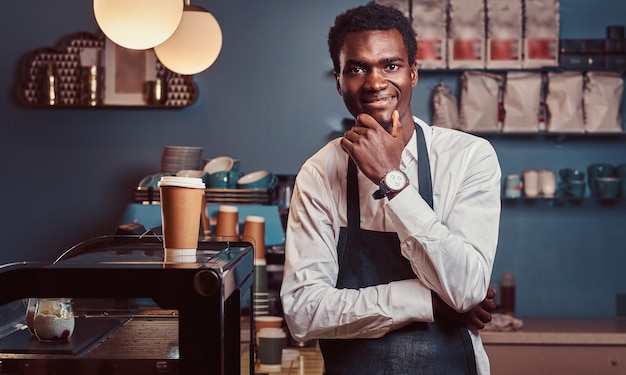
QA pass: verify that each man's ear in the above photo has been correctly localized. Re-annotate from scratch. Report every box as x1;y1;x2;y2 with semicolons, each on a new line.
334;72;342;96
410;62;418;88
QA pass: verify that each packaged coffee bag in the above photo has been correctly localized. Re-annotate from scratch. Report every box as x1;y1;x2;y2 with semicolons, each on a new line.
459;71;502;132
546;72;584;133
413;0;448;69
448;0;486;69
523;0;560;68
432;83;459;129
486;0;523;69
502;72;542;132
583;71;624;133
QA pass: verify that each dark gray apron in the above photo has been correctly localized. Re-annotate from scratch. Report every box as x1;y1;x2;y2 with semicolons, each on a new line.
319;124;477;375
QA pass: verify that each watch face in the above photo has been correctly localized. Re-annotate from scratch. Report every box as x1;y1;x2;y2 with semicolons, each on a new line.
385;170;407;191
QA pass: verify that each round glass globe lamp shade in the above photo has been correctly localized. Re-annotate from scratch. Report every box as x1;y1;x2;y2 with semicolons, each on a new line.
154;6;223;75
94;0;183;50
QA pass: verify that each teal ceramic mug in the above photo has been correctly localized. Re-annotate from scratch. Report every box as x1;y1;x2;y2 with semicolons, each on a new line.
566;180;586;200
237;170;278;190
596;177;621;201
617;163;626;179
206;169;243;189
559;168;585;182
587;163;615;196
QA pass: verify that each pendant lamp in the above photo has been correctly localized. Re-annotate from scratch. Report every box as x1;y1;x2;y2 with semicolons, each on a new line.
154;3;223;75
94;0;184;50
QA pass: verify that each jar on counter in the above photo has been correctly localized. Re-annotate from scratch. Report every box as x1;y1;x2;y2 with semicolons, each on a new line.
33;298;75;342
500;272;516;316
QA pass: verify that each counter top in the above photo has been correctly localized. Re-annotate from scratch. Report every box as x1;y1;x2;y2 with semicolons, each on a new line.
481;318;626;345
258;319;626;374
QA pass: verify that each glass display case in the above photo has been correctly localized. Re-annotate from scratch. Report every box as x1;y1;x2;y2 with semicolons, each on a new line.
0;235;254;375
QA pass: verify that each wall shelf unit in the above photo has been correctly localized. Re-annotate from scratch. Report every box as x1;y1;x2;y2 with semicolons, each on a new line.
15;31;198;109
502;196;626;207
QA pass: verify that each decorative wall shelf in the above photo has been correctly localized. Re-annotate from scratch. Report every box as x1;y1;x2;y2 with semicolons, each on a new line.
15;31;198;109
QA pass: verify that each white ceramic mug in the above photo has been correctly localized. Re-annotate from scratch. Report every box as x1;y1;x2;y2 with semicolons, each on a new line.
522;170;539;198
203;156;234;175
538;170;556;198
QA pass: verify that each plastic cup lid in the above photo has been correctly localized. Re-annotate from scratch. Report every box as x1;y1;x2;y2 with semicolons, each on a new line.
245;215;265;223
158;176;205;189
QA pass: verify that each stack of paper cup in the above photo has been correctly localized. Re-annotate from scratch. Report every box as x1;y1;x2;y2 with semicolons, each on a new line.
242;215;266;260
215;205;239;241
243;215;269;317
253;258;269;317
158;176;206;262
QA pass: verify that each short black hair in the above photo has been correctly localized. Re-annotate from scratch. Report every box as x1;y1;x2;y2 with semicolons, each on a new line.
328;2;417;74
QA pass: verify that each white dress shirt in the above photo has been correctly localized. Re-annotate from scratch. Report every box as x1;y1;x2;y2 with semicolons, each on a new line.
280;117;501;375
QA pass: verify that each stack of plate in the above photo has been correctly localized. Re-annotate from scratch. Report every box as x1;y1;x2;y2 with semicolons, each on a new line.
160;145;204;173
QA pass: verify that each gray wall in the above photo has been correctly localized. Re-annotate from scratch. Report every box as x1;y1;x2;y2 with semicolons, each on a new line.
1;0;625;318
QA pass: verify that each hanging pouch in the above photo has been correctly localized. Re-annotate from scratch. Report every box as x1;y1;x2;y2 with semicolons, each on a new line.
432;83;459;129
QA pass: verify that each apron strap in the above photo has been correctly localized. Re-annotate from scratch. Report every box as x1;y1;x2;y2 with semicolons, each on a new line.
346;158;361;259
414;122;434;209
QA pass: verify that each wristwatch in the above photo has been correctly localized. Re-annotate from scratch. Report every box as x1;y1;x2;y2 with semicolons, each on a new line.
372;169;409;200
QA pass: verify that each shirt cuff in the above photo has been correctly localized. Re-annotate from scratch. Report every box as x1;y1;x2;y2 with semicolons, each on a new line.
386;186;436;241
389;278;434;329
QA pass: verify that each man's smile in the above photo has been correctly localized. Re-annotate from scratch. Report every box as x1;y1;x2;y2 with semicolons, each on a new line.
361;95;397;109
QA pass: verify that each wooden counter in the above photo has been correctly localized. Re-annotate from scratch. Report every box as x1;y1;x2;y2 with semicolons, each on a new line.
481;318;626;375
248;344;324;375
249;319;626;374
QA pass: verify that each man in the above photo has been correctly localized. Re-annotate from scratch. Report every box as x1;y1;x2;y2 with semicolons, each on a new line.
280;3;501;374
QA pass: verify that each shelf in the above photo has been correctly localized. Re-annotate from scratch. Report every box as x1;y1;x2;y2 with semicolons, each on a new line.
502;196;626;207
15;31;198;109
470;131;626;143
419;68;626;75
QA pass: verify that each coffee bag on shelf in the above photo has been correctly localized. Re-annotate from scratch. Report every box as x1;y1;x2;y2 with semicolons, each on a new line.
432;83;459;129
448;0;486;69
523;0;560;68
502;72;543;132
458;71;502;132
546;72;584;133
412;0;448;69
486;0;523;69
583;71;624;133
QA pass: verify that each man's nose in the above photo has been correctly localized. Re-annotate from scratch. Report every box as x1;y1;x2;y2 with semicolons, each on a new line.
364;70;387;91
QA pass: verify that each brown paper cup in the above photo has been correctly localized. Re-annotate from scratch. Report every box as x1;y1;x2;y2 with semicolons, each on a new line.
215;205;239;241
242;215;265;259
254;316;283;333
158;176;205;255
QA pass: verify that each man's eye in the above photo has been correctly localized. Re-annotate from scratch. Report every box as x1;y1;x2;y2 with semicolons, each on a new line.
349;67;365;74
387;64;399;71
